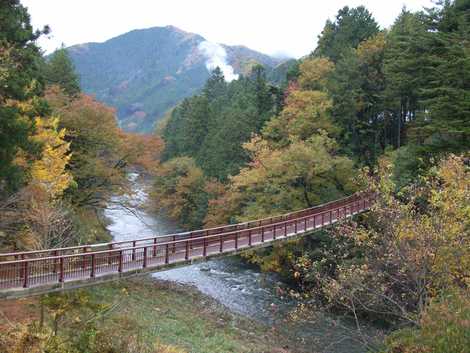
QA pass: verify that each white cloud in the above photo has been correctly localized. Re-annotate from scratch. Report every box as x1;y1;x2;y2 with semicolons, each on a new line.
198;41;238;82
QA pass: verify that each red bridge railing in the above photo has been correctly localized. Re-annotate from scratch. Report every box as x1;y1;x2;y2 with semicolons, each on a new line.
0;192;374;293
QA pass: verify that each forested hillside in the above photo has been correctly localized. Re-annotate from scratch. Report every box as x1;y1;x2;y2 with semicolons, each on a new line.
154;2;470;351
67;26;287;132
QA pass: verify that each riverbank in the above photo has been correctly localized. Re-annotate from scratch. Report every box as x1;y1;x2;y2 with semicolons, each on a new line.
0;276;301;353
92;276;299;352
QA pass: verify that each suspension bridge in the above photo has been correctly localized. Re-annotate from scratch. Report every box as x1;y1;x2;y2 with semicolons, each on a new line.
0;192;374;299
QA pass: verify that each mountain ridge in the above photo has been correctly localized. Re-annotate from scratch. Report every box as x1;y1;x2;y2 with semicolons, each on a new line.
68;25;289;132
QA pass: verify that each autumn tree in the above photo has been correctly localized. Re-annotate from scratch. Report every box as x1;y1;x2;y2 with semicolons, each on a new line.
303;154;469;328
0;0;49;192
152;157;220;229
120;132;164;173
45;86;126;208
0;109;74;251
30;117;73;199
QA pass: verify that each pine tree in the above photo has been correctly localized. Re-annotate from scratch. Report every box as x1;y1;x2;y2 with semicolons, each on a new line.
383;9;428;149
413;0;470;154
44;47;81;96
314;6;379;62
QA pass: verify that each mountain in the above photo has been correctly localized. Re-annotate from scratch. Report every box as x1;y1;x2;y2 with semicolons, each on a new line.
68;25;288;132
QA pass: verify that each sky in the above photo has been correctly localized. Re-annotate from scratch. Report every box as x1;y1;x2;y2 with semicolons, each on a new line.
22;0;434;58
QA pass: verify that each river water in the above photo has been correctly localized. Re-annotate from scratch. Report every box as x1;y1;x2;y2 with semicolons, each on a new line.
104;174;372;353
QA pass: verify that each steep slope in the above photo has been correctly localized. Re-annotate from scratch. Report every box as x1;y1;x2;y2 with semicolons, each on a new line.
68;26;286;132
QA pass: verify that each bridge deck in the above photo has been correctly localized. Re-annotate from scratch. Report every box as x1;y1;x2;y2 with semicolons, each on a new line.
0;193;373;299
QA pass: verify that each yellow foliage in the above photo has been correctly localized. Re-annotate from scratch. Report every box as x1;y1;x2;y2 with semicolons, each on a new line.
153;341;187;353
298;57;335;91
356;32;386;64
264;89;337;145
30;117;73;199
319;154;470;324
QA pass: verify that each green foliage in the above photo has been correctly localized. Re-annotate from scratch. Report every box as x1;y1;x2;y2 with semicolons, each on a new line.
162;68;280;180
411;1;470;155
228;133;356;221
266;59;299;86
204;58;357;274
303;154;469;327
43;47;81;96
152;157;217;229
0;0;48;192
383;9;427;149
384;290;470;353
314;1;470;172
313;6;379;62
328;32;387;165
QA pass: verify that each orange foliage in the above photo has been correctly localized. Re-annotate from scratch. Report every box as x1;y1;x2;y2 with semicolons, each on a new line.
120;132;164;173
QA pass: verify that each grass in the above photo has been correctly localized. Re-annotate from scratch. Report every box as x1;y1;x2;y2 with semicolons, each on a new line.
87;277;290;353
1;276;294;353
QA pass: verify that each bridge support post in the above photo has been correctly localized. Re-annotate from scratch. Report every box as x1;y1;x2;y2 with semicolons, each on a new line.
82;247;87;270
91;254;95;278
248;230;252;246
185;241;189;260
132;241;136;261
165;244;169;264
108;244;113;265
143;247;147;268
235;232;238;249
203;238;207;257
59;257;64;283
53;250;58;273
219;235;223;253
261;228;264;243
153;238;157;257
118;250;123;273
22;261;29;288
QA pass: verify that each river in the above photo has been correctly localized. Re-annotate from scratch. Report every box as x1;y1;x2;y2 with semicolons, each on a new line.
104;173;373;353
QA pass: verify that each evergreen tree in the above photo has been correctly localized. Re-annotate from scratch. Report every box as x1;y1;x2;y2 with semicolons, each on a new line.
203;67;227;100
383;9;427;149
162;67;277;180
314;6;379;62
413;0;470;154
43;47;81;96
328;36;386;165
